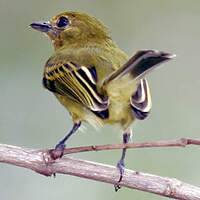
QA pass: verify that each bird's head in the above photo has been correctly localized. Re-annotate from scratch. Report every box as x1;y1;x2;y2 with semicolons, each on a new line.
30;11;111;50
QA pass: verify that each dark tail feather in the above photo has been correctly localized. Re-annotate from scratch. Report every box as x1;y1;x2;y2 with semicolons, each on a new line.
104;50;175;85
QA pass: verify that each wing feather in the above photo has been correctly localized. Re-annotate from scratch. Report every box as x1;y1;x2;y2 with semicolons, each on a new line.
43;61;109;112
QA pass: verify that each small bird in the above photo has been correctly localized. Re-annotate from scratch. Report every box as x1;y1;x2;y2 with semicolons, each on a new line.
30;11;175;191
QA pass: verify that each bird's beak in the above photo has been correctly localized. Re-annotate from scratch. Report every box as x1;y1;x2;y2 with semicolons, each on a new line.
30;21;52;33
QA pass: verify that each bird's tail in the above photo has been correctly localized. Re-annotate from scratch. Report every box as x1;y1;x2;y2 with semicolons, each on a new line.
103;50;175;121
103;50;175;85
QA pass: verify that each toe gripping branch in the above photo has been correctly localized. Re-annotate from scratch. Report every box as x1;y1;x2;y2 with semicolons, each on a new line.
114;132;131;192
50;121;81;160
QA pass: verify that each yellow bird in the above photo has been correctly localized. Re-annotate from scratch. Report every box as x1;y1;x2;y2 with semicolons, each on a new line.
30;11;175;190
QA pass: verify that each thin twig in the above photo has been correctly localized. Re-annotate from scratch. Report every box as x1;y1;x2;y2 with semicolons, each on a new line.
50;138;200;158
0;141;200;200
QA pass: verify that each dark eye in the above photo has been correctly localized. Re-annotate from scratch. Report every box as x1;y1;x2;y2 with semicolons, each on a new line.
56;17;69;27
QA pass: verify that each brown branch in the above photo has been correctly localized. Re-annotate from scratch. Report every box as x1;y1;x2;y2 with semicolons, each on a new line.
51;138;200;157
0;142;200;200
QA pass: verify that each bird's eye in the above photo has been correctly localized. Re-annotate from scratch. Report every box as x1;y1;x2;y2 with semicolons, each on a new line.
56;17;69;27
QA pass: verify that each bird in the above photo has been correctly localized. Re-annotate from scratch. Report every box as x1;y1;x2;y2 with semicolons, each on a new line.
30;11;175;191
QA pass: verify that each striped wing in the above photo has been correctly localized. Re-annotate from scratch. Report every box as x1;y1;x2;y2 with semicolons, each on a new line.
43;61;109;112
130;78;152;120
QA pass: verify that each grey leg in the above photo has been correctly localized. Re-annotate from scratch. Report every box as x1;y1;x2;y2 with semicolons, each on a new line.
55;121;81;157
114;132;131;191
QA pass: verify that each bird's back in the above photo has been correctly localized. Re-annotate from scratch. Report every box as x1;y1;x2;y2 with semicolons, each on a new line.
43;42;137;130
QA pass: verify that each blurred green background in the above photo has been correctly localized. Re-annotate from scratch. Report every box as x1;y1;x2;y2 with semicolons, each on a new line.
1;0;200;199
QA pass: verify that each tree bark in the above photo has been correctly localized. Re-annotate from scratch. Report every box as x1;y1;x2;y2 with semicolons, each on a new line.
0;142;200;200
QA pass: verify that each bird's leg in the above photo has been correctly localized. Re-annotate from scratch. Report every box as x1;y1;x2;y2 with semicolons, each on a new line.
114;132;131;192
53;120;81;158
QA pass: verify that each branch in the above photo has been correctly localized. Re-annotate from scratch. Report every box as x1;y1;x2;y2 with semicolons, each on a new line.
0;141;200;200
51;138;200;157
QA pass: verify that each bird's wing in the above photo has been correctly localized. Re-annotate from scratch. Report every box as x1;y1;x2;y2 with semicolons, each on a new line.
130;78;152;120
43;60;109;112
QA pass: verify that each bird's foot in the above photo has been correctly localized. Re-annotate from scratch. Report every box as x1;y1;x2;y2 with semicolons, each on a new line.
50;142;66;160
114;160;125;192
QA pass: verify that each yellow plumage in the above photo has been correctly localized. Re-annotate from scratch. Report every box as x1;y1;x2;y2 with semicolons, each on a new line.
30;11;175;190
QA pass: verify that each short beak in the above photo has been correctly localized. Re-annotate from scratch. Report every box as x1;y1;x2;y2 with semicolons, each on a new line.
30;21;52;32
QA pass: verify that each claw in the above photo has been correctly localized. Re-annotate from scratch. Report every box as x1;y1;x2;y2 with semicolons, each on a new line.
114;184;121;192
54;142;66;158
